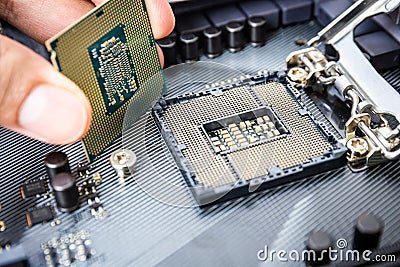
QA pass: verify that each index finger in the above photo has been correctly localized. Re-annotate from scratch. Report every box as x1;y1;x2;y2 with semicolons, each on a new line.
0;0;174;44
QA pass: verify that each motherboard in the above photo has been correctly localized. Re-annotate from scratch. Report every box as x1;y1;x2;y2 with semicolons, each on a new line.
1;0;400;266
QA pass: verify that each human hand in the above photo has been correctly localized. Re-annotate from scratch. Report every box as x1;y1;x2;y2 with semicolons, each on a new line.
0;0;174;144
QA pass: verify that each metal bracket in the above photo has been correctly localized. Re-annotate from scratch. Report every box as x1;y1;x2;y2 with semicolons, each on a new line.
309;0;400;119
308;0;400;46
286;0;400;168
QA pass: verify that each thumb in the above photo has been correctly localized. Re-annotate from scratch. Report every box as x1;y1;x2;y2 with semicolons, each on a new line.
0;35;92;144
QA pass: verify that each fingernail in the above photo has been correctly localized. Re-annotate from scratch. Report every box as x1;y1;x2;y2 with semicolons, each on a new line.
18;85;89;144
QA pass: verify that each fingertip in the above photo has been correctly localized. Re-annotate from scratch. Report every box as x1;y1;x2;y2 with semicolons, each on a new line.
0;29;92;145
39;70;93;142
146;0;175;39
91;0;105;6
93;0;176;39
18;84;92;145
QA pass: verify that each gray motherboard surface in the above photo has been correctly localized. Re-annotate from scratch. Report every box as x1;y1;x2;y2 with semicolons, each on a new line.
1;16;400;267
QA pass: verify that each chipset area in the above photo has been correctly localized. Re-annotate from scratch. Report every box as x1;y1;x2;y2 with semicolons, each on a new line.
153;74;347;206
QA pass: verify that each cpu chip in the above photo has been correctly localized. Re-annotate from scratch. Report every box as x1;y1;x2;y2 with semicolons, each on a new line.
46;0;165;162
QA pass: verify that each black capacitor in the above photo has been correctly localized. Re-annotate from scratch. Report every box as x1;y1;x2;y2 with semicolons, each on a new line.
203;27;223;58
353;213;383;251
225;21;245;52
51;172;79;212
248;16;266;47
157;36;177;68
305;230;333;266
45;152;71;181
179;33;199;62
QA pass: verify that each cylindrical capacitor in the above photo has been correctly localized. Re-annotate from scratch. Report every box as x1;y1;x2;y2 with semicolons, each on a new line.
353;213;383;251
45;152;71;181
157;36;177;68
51;172;79;212
179;33;199;62
203;27;223;58
305;230;333;266
225;21;245;52
248;16;266;47
110;149;137;179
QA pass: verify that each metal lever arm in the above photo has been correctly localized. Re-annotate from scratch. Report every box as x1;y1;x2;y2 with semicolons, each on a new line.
310;0;400;119
308;0;400;46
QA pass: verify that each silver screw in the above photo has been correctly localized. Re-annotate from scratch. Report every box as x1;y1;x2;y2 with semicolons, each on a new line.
110;149;137;179
347;137;369;158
